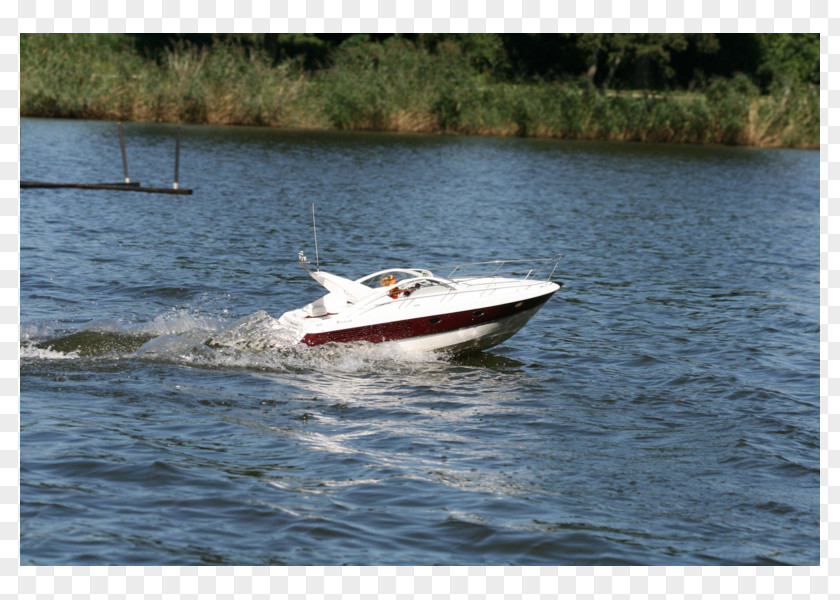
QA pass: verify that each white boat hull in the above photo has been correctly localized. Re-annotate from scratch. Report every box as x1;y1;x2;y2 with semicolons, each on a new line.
387;302;548;354
273;255;564;355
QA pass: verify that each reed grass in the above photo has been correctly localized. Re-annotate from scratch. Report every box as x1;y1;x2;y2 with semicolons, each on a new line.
20;34;818;148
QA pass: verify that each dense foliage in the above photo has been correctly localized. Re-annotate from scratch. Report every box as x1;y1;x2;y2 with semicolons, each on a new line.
21;33;819;147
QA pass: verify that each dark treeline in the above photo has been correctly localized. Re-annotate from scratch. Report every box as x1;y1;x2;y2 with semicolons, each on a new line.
128;33;818;92
21;34;819;147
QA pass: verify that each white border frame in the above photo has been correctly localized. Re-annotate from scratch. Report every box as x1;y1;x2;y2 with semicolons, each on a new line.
5;0;834;596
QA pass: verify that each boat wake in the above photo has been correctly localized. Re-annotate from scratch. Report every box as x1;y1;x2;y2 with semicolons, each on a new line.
20;309;448;374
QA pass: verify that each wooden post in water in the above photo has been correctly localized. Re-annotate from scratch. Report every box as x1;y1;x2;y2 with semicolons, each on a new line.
118;122;130;184
21;121;193;194
173;125;180;190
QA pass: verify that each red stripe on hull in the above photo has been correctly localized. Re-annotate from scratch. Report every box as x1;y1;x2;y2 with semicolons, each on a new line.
300;291;555;347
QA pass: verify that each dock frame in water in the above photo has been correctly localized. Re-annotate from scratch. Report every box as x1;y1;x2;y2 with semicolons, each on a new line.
22;122;193;195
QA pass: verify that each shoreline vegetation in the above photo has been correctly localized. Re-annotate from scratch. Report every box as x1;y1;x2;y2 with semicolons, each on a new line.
21;33;819;149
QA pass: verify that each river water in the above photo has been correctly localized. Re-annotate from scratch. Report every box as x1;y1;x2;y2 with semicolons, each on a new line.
19;118;818;566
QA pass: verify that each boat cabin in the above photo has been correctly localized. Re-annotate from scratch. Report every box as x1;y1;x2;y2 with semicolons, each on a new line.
302;268;458;317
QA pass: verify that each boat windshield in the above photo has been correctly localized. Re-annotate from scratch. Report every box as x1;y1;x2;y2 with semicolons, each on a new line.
356;269;433;288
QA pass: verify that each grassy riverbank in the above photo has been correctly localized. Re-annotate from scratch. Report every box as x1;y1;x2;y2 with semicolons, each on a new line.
21;34;819;148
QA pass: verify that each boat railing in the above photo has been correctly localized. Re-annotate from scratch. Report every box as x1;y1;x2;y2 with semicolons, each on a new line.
348;255;564;318
438;254;563;283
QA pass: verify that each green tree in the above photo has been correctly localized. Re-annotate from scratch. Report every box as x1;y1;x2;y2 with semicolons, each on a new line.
577;34;695;90
756;33;819;88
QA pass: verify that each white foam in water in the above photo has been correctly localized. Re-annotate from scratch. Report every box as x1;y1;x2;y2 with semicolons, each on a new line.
19;345;80;361
72;310;223;338
283;340;448;375
134;309;224;337
186;319;447;374
136;334;220;363
79;318;123;333
20;320;58;343
22;306;451;373
205;310;291;351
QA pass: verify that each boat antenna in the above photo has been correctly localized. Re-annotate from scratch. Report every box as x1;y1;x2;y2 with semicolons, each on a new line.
312;203;320;271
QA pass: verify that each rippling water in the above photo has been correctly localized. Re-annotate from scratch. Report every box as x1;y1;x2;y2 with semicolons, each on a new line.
20;118;818;565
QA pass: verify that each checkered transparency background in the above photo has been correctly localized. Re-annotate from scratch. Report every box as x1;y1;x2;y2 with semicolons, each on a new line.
1;0;837;597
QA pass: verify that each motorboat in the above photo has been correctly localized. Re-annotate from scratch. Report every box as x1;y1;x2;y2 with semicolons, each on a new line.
272;252;564;354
